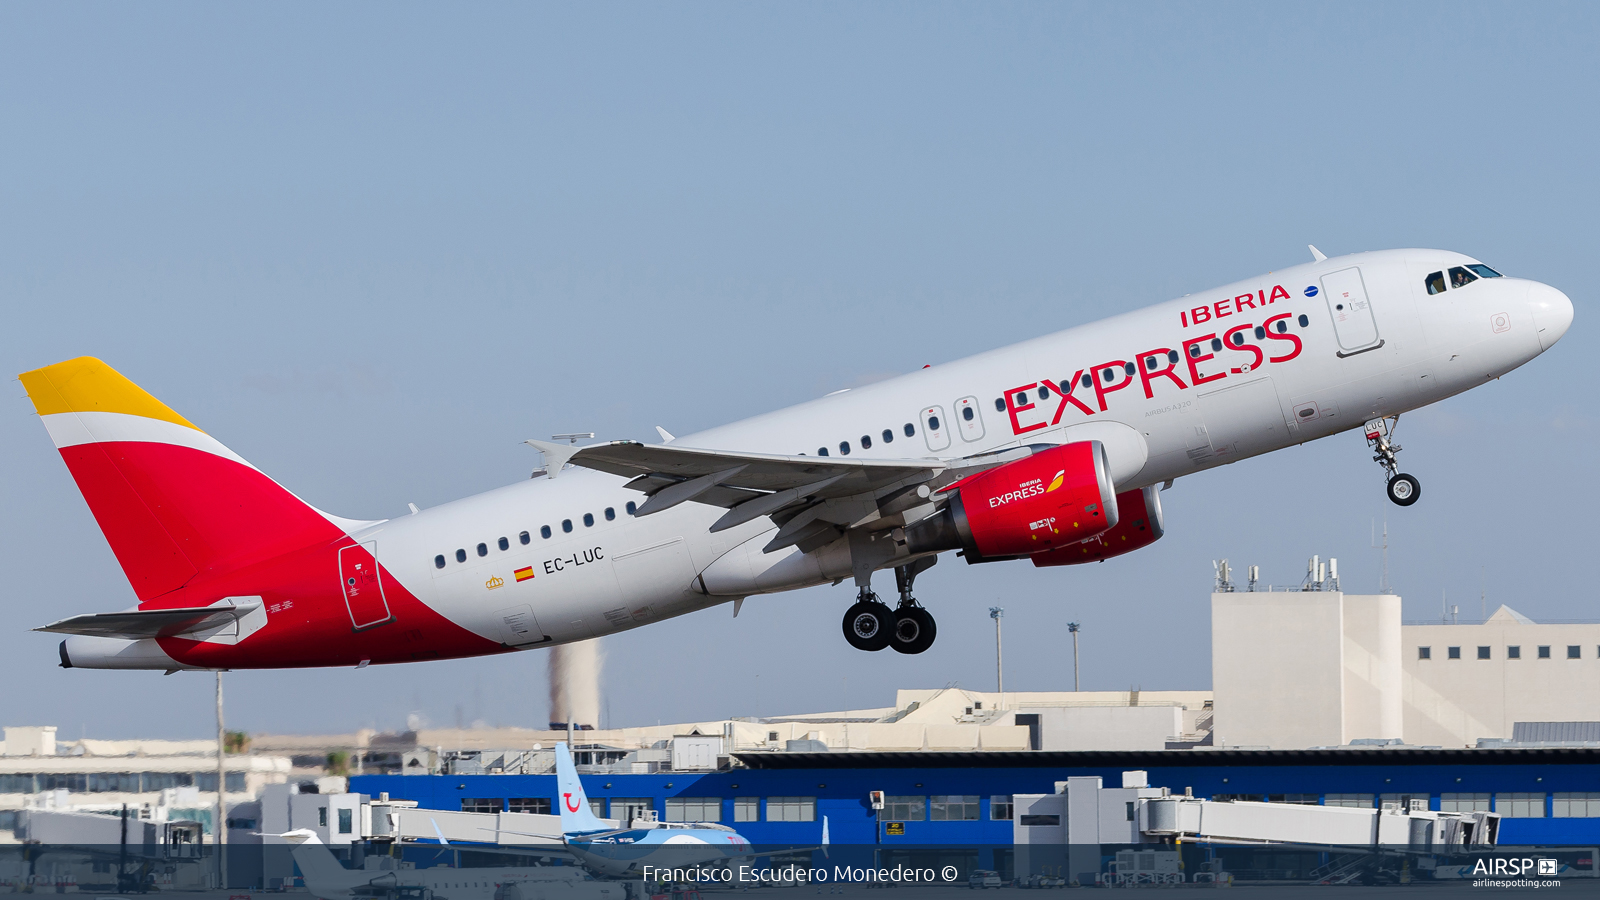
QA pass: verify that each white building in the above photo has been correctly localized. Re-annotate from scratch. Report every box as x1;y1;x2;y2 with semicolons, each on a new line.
1213;591;1600;749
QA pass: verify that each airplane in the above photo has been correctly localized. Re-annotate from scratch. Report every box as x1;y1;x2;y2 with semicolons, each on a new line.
277;827;616;900
23;246;1572;666
483;741;793;880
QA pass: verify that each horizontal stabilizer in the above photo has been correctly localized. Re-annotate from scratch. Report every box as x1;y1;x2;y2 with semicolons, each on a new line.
36;599;261;640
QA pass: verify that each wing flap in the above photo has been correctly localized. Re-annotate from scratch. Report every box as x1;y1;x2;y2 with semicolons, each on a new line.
567;441;944;497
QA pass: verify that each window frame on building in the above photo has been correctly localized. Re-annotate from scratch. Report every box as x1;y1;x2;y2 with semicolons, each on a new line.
1496;792;1547;818
930;795;980;821
664;797;722;823
881;795;926;821
990;795;1014;820
733;797;760;822
766;796;817;822
1440;792;1491;812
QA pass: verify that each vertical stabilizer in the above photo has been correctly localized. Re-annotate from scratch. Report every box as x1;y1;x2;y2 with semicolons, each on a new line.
278;829;366;900
554;741;609;834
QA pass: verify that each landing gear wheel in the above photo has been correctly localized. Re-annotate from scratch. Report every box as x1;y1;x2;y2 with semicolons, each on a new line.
842;600;894;651
890;606;937;655
1387;473;1421;507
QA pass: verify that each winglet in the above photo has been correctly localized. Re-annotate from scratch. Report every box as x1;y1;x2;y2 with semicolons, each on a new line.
524;439;581;479
1309;244;1327;262
655;426;676;444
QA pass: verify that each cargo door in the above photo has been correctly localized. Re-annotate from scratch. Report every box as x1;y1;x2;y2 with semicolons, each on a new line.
920;406;951;452
493;604;548;646
1196;377;1291;460
1320;267;1383;355
339;542;394;631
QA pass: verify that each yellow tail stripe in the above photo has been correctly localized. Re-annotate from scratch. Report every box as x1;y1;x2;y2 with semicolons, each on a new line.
18;357;201;432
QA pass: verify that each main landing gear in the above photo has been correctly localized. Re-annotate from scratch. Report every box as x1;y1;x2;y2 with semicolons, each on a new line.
841;558;938;654
1366;416;1420;507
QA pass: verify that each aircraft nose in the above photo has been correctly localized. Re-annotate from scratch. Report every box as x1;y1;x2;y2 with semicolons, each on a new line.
1529;282;1574;351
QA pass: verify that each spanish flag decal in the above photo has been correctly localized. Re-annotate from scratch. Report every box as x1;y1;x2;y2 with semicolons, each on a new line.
514;566;535;582
1046;470;1066;493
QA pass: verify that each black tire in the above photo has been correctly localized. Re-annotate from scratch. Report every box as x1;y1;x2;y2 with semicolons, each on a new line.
890;606;937;655
842;600;893;651
1387;472;1421;506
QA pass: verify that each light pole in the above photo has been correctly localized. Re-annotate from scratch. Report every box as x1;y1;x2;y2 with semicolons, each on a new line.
215;671;228;889
989;607;1004;698
1067;622;1081;692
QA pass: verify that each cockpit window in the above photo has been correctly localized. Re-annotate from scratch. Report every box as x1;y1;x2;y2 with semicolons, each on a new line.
1449;266;1478;289
1426;271;1446;295
1466;264;1502;279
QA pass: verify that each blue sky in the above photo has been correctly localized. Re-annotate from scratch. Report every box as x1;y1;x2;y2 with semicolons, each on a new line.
1;2;1595;738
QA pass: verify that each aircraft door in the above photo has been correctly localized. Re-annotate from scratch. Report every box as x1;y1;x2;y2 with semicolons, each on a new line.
1320;267;1383;355
339;541;395;631
1196;377;1291;460
953;396;985;442
921;406;951;452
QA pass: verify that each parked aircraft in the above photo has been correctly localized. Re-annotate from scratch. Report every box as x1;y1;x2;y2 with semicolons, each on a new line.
485;741;786;879
25;247;1571;665
279;828;614;900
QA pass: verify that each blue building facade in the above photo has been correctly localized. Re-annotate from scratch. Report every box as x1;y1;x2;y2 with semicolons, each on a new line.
350;747;1600;851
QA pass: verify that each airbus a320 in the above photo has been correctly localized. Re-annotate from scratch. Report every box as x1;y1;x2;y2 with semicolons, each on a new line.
23;247;1571;668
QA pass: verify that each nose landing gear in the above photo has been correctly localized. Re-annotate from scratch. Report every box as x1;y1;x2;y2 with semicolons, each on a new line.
840;557;939;653
1367;416;1421;507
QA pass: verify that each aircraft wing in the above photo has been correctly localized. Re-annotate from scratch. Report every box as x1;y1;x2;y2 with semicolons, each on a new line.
527;439;1041;553
35;600;260;639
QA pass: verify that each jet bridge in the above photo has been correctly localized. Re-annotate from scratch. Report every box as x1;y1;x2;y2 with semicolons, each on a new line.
1013;772;1498;885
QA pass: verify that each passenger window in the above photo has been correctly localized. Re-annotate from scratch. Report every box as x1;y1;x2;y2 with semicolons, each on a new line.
1123;362;1135;376
1298;314;1310;327
1081;374;1092;388
861;434;873;448
498;537;509;551
519;531;530;544
540;525;552;539
477;543;488;557
1254;326;1265;340
1167;350;1179;364
882;429;894;444
1038;383;1051;398
903;423;915;437
1145;356;1157;371
818;447;828;456
1014;392;1028;405
1102;368;1115;382
927;415;940;431
1466;264;1502;278
1426;271;1447;295
456;549;467;563
434;555;446;569
1448;266;1478;289
605;507;615;521
562;519;573;533
626;501;637;515
583;513;594;527
994;398;1005;411
1210;338;1222;352
961;407;974;422
1230;332;1244;347
839;441;851;455
1275;320;1288;333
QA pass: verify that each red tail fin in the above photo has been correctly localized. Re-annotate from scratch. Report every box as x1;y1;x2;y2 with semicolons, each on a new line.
20;358;351;601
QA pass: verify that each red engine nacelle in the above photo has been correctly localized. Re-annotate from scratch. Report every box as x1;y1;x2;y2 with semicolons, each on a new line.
1030;485;1165;567
905;441;1118;562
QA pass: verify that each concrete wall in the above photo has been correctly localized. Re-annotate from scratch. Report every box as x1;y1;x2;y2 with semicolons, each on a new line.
1212;591;1348;748
1034;706;1183;751
1402;614;1600;746
1342;593;1404;741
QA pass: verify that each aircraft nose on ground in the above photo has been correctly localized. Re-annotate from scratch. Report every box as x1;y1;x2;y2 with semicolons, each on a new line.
1529;281;1575;351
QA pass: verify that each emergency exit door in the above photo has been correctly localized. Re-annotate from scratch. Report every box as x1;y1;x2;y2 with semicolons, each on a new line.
339;541;394;631
1320;267;1383;355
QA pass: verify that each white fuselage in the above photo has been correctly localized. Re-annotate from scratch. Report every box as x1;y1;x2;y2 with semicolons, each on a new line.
354;249;1570;649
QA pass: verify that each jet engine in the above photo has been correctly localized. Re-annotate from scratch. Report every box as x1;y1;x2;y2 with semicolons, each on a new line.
905;440;1118;562
1029;485;1164;567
